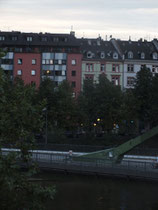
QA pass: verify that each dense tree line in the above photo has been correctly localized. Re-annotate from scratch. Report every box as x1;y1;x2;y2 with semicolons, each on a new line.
34;65;158;140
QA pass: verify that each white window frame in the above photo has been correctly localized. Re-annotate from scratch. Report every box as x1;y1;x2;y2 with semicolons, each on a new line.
17;70;22;75
18;58;22;64
128;51;133;59
32;59;36;65
27;36;33;42
127;64;134;72
31;70;36;76
71;59;76;65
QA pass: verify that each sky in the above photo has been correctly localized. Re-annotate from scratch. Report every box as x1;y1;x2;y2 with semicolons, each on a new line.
0;0;158;41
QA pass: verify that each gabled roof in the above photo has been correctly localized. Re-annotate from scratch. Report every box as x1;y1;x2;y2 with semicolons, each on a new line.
79;38;122;61
116;39;158;60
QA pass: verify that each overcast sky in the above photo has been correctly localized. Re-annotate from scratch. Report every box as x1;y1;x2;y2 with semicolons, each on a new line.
0;0;158;40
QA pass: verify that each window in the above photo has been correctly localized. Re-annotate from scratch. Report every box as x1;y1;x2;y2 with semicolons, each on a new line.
87;51;93;58
141;52;145;59
62;60;66;65
100;52;105;59
17;70;22;75
42;37;47;42
71;59;76;65
111;76;120;86
127;64;134;72
127;77;135;86
128;51;133;59
71;81;76;88
152;66;158;73
31;70;36;76
46;59;50;65
50;59;53;64
42;60;46;64
113;52;118;59
32;59;36;65
153;52;158;60
0;36;5;41
27;36;32;42
100;64;105;72
112;64;119;72
12;36;18;41
86;63;93;72
58;59;62;64
53;37;59;42
72;92;76;98
72;70;76;76
18;58;22;64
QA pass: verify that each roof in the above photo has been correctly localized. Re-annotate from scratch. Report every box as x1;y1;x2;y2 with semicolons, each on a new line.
0;31;80;47
79;38;122;61
116;39;158;60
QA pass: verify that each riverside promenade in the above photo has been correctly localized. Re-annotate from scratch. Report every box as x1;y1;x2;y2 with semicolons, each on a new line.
2;148;158;181
30;150;158;181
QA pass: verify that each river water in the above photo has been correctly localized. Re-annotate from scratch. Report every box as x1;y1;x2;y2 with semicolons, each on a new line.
39;172;158;210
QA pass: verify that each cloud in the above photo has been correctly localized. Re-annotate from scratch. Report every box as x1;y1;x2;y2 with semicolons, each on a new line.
0;0;158;40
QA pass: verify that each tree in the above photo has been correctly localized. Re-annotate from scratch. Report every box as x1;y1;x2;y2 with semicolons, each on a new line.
54;80;78;130
95;74;123;132
78;74;123;133
150;74;158;127
133;65;153;130
0;69;55;210
77;79;98;131
119;89;139;135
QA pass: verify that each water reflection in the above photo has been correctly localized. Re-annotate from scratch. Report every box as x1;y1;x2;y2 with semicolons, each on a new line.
39;172;158;210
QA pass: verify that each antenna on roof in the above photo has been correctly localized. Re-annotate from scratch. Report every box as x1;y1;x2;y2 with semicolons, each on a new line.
71;25;73;31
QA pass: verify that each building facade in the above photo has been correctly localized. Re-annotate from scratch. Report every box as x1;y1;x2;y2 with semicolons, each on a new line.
1;31;158;93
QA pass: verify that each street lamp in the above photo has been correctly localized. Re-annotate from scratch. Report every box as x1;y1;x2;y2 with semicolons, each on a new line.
42;107;48;145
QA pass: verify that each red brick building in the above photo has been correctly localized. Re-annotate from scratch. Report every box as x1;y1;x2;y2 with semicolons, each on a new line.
67;53;82;97
14;53;41;88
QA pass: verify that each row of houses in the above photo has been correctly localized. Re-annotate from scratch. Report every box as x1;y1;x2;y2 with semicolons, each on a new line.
1;30;158;96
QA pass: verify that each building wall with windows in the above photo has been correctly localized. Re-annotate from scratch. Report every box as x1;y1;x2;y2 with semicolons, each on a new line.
67;53;82;97
42;52;67;85
123;61;158;88
0;52;14;78
106;62;123;88
81;60;101;87
14;53;41;87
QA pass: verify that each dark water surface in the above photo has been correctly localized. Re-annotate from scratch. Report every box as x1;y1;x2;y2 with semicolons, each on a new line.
38;172;158;210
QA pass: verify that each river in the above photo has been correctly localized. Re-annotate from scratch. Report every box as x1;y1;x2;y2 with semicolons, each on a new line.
37;172;158;210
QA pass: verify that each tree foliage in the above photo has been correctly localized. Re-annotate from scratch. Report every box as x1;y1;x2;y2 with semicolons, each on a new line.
0;69;55;210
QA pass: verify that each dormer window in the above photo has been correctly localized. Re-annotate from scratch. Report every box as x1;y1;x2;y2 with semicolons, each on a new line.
113;52;118;59
87;51;93;58
12;36;18;41
27;36;32;42
100;52;105;59
128;51;133;59
0;36;5;41
153;52;158;60
141;52;145;59
42;37;47;42
53;37;59;42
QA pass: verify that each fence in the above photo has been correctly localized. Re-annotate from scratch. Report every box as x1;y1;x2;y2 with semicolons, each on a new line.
31;151;158;181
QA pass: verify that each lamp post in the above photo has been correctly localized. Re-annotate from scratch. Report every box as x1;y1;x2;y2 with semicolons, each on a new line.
42;108;48;145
